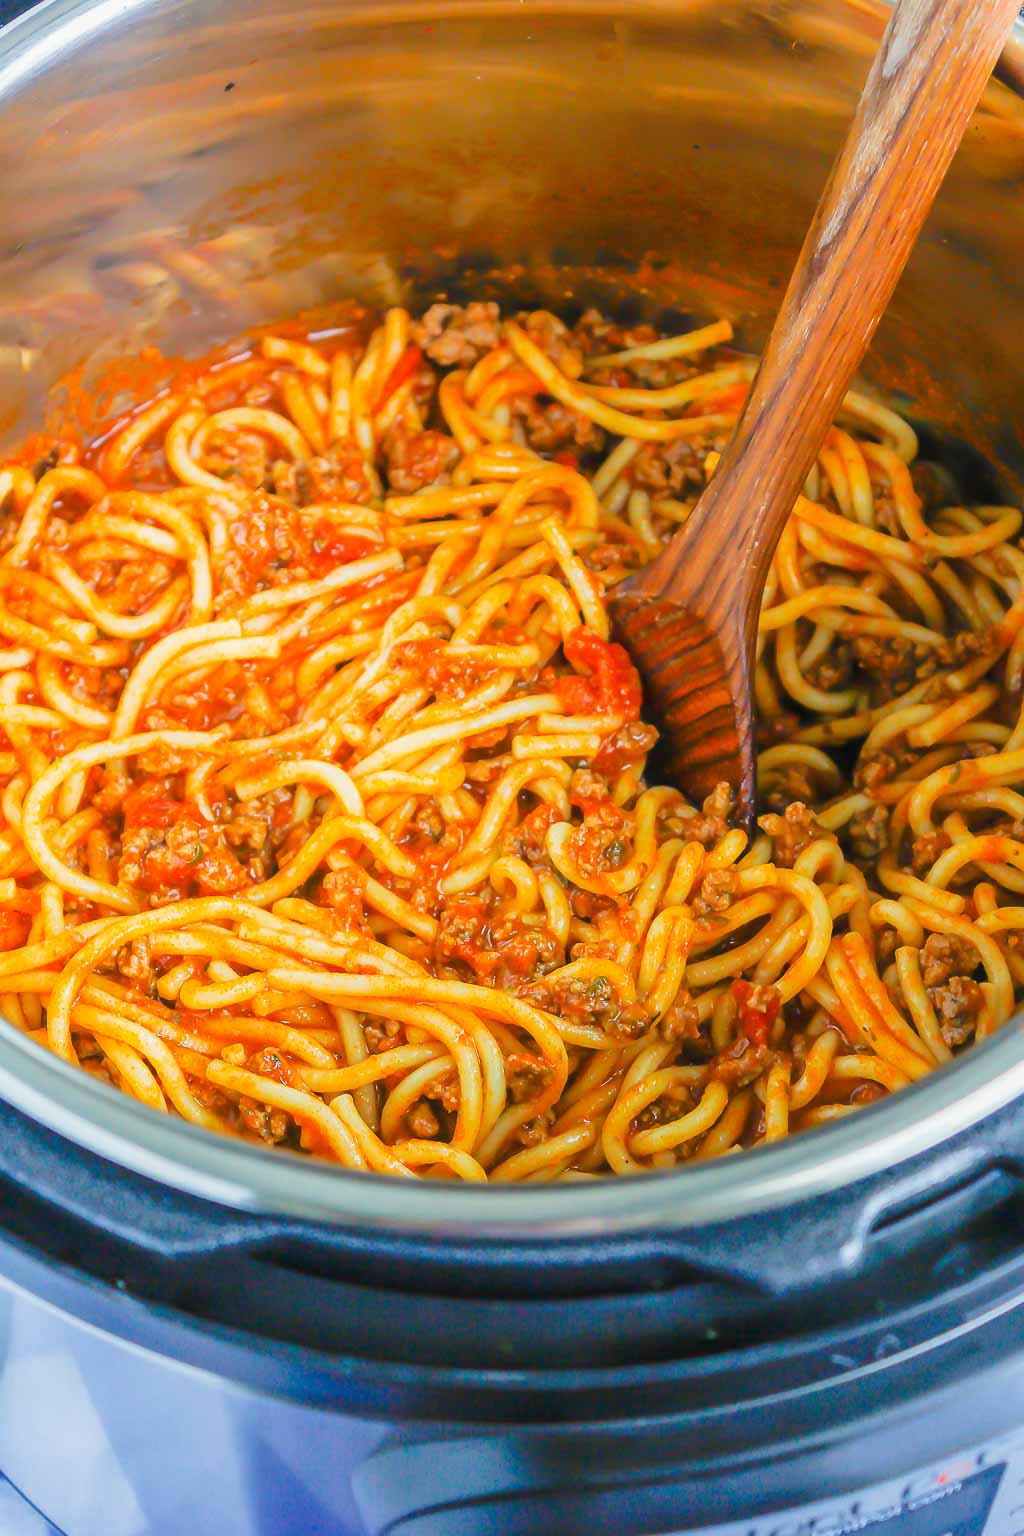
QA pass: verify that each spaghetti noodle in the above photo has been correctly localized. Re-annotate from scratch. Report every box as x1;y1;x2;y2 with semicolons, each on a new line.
0;299;1020;1182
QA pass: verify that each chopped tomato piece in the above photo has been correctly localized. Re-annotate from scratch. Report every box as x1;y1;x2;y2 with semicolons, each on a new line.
549;627;642;721
731;978;781;1047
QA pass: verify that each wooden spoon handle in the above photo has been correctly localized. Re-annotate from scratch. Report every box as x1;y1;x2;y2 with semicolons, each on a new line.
635;0;1021;643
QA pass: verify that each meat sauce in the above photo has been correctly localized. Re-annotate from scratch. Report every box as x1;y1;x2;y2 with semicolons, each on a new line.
1;293;1011;1178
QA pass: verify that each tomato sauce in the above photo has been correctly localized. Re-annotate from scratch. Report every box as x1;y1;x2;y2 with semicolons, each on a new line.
702;381;750;415
394;637;497;702
549;627;642;721
119;786;248;899
0;911;31;952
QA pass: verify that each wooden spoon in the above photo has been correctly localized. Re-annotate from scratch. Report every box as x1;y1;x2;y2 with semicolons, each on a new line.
608;0;1022;828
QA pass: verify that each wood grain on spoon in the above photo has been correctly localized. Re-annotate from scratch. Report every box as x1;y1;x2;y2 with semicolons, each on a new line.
609;0;1022;827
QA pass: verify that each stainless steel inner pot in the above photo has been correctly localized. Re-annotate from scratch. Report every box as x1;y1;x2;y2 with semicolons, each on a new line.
0;0;1022;1238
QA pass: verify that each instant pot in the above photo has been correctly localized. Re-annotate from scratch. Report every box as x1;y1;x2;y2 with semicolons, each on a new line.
1;0;1024;1531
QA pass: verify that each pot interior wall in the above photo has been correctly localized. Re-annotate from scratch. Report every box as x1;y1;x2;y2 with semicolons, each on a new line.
0;0;1022;485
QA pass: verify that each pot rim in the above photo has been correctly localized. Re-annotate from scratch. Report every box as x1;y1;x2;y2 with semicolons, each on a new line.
1;1009;1022;1237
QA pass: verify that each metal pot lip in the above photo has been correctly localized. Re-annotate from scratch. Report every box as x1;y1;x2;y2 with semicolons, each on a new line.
2;0;1023;90
1;1010;1022;1238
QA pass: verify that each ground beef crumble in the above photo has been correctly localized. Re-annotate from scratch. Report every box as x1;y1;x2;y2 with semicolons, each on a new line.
918;933;984;1049
761;761;820;812
659;988;701;1042
511;396;605;455
506;1052;553;1103
236;1048;295;1145
691;868;737;918
852;635;939;700
406;1099;441;1139
414;302;501;367
846;803;890;863
930;976;984;1048
520;971;650;1040
270;444;376;507
664;782;734;848
383;427;459;492
629;438;706;495
758;802;822;866
910;830;951;876
921;933;979;987
516;1111;554;1147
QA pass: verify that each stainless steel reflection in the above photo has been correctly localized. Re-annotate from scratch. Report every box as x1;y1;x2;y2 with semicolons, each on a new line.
0;0;1022;1233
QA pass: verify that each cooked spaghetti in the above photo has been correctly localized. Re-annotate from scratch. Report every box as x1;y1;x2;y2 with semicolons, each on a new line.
0;300;1020;1182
